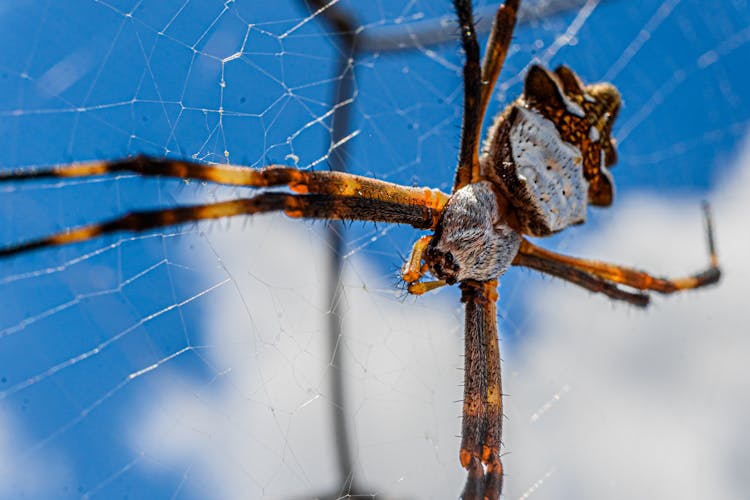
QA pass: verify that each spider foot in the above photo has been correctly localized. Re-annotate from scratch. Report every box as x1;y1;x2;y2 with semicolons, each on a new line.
460;456;503;500
461;455;485;500
484;455;503;500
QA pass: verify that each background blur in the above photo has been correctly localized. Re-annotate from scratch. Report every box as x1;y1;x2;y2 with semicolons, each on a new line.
0;1;749;498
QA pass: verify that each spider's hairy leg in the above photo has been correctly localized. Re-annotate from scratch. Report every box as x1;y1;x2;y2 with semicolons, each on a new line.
512;203;721;298
453;0;520;191
459;279;503;500
0;156;449;213
479;281;503;499
703;201;720;269
476;0;519;139
514;249;651;306
452;0;483;191
0;194;439;259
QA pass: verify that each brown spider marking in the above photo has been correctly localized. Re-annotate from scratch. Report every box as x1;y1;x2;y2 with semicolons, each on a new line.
482;64;621;236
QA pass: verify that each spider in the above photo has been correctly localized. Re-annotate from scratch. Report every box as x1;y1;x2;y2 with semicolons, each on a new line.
0;0;721;498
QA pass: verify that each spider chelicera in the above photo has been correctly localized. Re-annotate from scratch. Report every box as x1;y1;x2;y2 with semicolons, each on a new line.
0;1;721;498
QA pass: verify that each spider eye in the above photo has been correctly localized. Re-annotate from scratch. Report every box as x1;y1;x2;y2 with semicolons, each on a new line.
425;245;460;284
444;251;455;266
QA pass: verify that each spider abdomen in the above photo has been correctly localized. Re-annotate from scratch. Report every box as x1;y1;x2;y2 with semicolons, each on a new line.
507;105;588;233
482;104;589;236
482;65;622;237
426;181;521;283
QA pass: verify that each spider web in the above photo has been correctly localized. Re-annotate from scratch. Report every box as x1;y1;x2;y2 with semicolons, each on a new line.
0;1;749;498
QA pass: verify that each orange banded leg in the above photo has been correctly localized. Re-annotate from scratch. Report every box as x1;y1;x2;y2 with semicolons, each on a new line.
515;203;719;297
453;0;519;191
514;250;650;306
459;279;503;500
517;238;721;294
0;193;440;259
476;0;519;143
452;0;482;191
480;281;503;499
0;155;449;219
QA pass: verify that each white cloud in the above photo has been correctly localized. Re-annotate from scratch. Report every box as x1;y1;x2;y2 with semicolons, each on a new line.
133;135;750;499
0;409;72;499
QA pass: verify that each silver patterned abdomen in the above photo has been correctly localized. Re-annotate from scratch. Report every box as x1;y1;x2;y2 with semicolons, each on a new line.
509;107;589;233
480;65;622;237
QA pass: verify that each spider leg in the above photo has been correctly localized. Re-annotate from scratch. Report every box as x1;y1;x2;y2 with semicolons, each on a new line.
0;156;449;213
513;250;651;306
477;0;519;140
452;0;483;191
0;193;440;258
512;204;721;298
479;281;503;499
453;0;520;192
459;279;503;500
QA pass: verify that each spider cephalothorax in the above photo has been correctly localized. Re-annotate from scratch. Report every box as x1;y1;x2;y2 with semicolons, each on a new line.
425;181;520;284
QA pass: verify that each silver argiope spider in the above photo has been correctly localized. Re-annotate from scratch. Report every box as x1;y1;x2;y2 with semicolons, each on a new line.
0;1;721;498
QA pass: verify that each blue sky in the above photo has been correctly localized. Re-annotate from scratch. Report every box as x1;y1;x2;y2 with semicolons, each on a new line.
0;1;749;498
